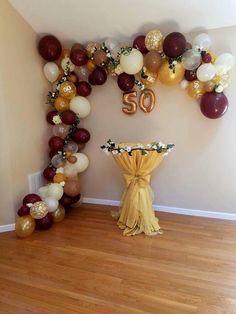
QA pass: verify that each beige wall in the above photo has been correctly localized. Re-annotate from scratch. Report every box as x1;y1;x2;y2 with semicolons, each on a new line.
81;26;236;214
0;0;49;225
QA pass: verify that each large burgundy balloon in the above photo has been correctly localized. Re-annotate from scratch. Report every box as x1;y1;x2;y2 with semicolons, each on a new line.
76;81;92;96
70;44;88;66
184;70;197;81
71;128;90;143
133;35;148;54
17;205;30;216
88;67;107;85
48;136;64;151
36;213;53;230
38;35;62;61
59;194;74;207
46;110;58;125
61;110;77;125
23;194;41;206
200;92;229;119
163;32;186;58
117;73;135;91
43;167;56;181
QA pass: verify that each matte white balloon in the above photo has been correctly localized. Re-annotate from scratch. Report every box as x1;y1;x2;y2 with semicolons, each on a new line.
38;186;49;199
44;197;59;212
215;53;235;74
120;48;143;75
61;57;75;71
182;49;201;70
73;153;89;173
47;183;64;200
196;63;216;82
105;38;118;51
193;33;211;51
43;62;59;82
64;163;78;178
69;96;91;118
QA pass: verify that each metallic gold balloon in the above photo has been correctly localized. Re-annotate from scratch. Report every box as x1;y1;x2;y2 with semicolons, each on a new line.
30;201;48;219
187;80;205;99
145;30;163;51
51;205;65;223
122;91;137;114
56;48;70;66
212;74;230;89
140;68;158;87
139;89;156;113
59;82;76;99
87;60;96;72
15;215;35;238
54;96;70;112
158;60;185;85
53;173;67;183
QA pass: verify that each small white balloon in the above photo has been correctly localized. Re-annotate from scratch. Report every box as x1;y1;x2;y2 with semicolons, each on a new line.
193;33;211;51
64;163;78;178
38;186;49;199
47;183;64;200
73;153;89;173
69;96;91;118
105;38;119;51
180;80;189;89
196;63;216;82
61;57;75;71
44;197;59;212
43;62;59;82
215;53;235;73
182;49;201;70
120;48;143;75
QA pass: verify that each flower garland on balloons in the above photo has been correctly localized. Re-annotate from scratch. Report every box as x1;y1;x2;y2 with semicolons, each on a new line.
15;29;234;237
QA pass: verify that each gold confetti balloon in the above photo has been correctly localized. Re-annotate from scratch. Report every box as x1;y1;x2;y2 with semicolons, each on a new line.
86;41;101;57
140;68;158;87
51;205;65;223
30;201;48;219
59;81;76;99
145;30;163;51
212;74;230;89
187;80;205;99
15;215;35;238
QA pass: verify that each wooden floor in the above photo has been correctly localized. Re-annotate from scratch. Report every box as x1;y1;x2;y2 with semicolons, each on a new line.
0;204;236;314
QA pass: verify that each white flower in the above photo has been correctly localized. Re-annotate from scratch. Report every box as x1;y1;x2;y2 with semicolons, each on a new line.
103;148;110;156
126;146;131;152
60;181;66;187
26;203;33;208
112;150;118;155
146;144;152;149
215;85;224;93
158;142;164;148
152;145;157;149
120;148;125;153
180;80;189;89
172;60;177;65
56;167;64;174
52;115;62;125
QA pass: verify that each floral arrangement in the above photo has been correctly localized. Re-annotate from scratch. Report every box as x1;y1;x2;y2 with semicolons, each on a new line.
101;140;174;156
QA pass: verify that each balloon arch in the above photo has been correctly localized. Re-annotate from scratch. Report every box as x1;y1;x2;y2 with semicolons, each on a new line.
15;29;234;237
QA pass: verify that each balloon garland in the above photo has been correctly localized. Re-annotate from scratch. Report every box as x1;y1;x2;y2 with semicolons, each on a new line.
15;29;234;237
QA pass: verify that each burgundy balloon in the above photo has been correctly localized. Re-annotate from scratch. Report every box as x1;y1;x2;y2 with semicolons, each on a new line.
59;194;74;208
70;193;81;204
184;70;197;81
38;35;62;61
70;44;88;66
23;194;41;206
43;167;56;181
76;81;92;96
17;205;30;216
71;128;90;144
36;213;53;230
117;73;135;91
49;150;58;159
163;32;186;58
46;110;58;125
48;136;64;151
133;35;148;54
88;67;107;85
200;92;229;119
202;53;212;63
61;110;77;125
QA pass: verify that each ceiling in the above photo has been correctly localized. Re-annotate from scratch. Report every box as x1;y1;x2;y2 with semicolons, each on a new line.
9;0;236;44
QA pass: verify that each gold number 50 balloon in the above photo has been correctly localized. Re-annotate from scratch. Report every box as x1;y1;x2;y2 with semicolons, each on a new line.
122;91;137;114
122;89;156;114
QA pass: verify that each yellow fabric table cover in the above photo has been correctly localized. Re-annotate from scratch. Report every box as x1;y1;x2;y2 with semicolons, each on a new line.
111;143;165;236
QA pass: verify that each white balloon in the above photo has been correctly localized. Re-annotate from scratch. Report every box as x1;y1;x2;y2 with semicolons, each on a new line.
61;57;75;71
43;62;59;82
180;80;189;89
120;48;143;75
196;63;216;82
44;197;59;212
47;183;64;200
69;96;91;118
38;186;49;199
215;53;235;74
64;163;78;178
182;49;201;70
73;153;89;173
105;38;119;51
193;33;211;51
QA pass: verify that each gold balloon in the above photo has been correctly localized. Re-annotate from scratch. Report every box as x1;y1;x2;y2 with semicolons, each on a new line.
209;51;217;63
87;60;96;72
56;48;70;66
187;80;205;99
204;81;215;92
30;201;48;219
51;205;65;223
140;68;158;87
15;215;35;238
59;82;76;99
145;30;163;51
158;60;185;86
54;96;70;112
212;74;230;89
122;91;137;114
86;41;101;58
139;89;156;113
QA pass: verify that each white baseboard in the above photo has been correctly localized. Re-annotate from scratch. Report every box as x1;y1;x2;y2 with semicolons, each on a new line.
82;197;236;221
0;223;15;233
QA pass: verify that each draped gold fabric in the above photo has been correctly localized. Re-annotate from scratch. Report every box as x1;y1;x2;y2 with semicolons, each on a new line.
112;145;165;236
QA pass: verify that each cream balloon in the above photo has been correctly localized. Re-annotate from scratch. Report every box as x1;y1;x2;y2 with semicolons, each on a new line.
120;48;143;75
214;53;235;75
69;96;91;118
47;183;64;200
43;62;59;82
44;197;59;212
196;63;216;82
64;163;78;178
193;33;211;51
38;186;49;199
61;57;75;72
73;153;89;173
